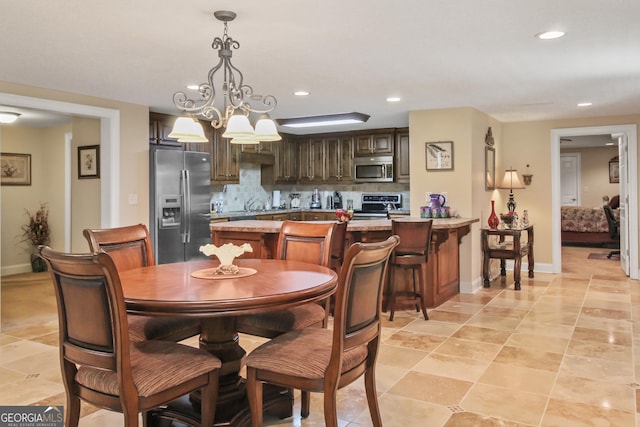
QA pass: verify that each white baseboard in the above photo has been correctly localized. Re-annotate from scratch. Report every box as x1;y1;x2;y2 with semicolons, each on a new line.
1;263;32;277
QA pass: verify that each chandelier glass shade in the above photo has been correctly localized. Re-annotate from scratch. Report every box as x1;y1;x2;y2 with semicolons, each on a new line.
0;112;20;124
168;116;209;143
171;10;280;143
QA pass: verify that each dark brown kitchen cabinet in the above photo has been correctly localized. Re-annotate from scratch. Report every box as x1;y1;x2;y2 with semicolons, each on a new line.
302;212;334;221
354;130;394;156
210;128;241;183
274;137;298;183
149;112;180;147
326;136;354;182
395;128;410;183
298;137;325;183
240;141;273;154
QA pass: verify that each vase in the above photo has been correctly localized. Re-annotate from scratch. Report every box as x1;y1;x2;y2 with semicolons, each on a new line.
30;252;48;272
488;200;499;229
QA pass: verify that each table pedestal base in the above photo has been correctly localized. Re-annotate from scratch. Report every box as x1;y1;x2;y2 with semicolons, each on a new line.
149;384;293;427
149;316;294;426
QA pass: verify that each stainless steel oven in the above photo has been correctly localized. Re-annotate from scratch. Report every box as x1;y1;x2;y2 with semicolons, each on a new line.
352;193;402;220
353;156;394;183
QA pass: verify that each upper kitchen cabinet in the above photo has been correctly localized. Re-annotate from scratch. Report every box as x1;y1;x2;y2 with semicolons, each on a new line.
210;127;241;184
149;112;180;147
395;128;410;183
273;137;298;183
354;130;394;156
240;141;273;155
298;137;326;183
325;136;354;182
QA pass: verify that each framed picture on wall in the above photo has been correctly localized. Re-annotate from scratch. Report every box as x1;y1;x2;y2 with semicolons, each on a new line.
0;152;31;186
78;145;100;179
425;141;454;171
609;158;619;184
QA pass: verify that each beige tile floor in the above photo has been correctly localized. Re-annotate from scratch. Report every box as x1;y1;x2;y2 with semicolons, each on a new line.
1;246;638;426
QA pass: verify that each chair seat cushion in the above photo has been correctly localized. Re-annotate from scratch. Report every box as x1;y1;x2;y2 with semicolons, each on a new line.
236;303;325;337
128;314;200;342
76;340;220;397
245;328;368;379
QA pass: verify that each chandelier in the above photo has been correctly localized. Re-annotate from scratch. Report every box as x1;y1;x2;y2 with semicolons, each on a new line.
169;10;281;144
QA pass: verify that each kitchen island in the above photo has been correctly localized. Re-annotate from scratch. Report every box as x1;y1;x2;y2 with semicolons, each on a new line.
210;217;478;308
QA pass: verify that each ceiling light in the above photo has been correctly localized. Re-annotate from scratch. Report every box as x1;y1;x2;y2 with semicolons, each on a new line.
186;84;200;90
577;102;592;107
170;10;280;144
536;31;565;40
294;91;310;96
386;97;401;102
276;112;370;128
0;112;20;124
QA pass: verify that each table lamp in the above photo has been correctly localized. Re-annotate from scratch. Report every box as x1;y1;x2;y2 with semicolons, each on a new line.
498;168;525;213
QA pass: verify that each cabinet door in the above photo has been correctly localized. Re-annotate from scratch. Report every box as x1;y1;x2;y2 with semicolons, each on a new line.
372;133;394;155
395;129;410;183
298;138;325;182
149;112;180;146
327;136;354;182
338;137;354;181
211;129;240;183
354;135;373;155
241;141;273;154
275;138;297;183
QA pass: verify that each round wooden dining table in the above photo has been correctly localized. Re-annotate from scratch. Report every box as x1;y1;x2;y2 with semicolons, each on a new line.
118;257;337;427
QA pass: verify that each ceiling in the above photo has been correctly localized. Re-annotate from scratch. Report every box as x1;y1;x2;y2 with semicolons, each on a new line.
1;1;639;134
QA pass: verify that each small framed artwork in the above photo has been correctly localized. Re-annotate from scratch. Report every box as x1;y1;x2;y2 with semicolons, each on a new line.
609;158;619;184
425;141;454;171
78;145;100;179
1;152;31;186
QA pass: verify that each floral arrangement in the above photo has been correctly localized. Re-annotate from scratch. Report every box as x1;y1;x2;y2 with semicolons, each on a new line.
22;202;50;246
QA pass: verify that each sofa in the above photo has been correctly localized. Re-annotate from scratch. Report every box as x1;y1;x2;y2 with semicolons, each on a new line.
561;199;620;245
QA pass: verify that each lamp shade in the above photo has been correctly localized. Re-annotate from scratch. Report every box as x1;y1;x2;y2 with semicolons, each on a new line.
498;169;525;190
254;114;281;141
168;116;208;142
222;113;254;138
229;134;260;145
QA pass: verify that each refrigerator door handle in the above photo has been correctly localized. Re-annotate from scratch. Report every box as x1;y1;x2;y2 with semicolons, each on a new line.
183;169;191;243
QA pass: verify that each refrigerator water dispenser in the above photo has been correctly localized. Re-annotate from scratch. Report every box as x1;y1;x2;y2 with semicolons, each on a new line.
160;195;181;228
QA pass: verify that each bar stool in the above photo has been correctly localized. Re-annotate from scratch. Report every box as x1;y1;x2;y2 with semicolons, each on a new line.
388;219;433;321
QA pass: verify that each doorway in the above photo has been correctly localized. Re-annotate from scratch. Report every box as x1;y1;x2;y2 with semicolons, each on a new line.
551;125;638;279
0;92;120;228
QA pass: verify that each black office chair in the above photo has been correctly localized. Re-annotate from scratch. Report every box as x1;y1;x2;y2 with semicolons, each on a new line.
603;205;620;259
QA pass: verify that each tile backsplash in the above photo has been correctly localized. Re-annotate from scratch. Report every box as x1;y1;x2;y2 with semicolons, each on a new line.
210;163;410;213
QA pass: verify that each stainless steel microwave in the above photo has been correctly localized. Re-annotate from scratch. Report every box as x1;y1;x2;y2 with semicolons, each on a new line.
353;156;394;182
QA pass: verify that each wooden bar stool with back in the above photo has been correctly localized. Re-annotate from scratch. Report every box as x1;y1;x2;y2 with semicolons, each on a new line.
387;218;433;321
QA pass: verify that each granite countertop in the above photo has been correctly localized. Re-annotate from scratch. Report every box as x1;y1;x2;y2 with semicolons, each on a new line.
210;208;411;221
209;217;478;233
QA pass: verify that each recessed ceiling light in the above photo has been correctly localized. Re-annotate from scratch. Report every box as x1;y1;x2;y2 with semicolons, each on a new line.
606;142;615;146
276;112;370;128
536;31;565;40
577;102;592;107
0;111;20;124
386;97;401;102
186;84;200;90
294;91;310;96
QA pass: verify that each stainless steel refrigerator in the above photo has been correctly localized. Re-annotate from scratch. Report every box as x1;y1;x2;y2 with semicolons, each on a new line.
149;147;211;264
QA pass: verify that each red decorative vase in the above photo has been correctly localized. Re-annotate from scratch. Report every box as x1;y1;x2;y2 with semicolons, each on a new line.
488;200;500;229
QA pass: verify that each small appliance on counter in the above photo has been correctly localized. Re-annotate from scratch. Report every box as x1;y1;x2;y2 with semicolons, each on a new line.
272;190;281;209
290;193;301;209
310;188;322;209
333;191;343;209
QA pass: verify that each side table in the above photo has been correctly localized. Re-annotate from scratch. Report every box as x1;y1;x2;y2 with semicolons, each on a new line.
481;224;534;290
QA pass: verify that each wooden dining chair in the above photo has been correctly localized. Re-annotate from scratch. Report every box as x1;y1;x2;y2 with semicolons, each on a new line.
388;219;433;321
83;224;201;342
245;235;400;426
38;246;221;427
236;220;337;337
